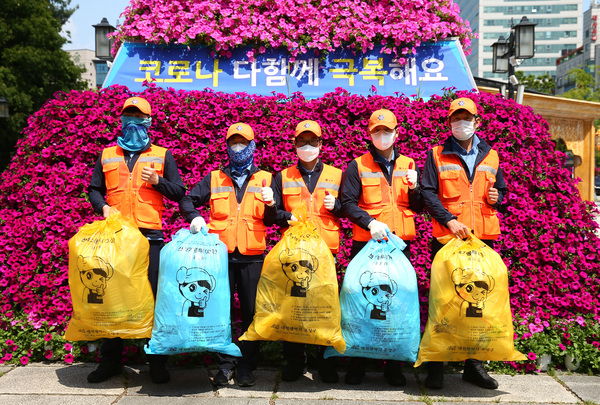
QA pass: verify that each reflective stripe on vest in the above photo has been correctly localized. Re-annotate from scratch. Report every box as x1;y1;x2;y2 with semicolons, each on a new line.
431;145;500;240
207;169;271;255
354;152;416;241
281;164;342;253
101;145;167;230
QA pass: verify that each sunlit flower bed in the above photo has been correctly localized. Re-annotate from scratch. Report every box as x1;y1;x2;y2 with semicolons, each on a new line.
111;0;473;63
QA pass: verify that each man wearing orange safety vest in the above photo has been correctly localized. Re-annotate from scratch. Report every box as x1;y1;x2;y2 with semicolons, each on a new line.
179;123;271;388
263;120;343;384
88;96;186;384
421;97;507;390
340;109;425;386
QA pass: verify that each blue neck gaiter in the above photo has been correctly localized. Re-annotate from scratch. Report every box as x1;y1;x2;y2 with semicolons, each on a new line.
228;140;256;173
118;116;152;152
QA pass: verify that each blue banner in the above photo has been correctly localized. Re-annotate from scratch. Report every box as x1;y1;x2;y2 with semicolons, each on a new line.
104;40;476;99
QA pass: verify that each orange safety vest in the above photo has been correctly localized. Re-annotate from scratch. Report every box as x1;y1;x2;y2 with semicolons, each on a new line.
354;152;416;241
208;169;271;255
431;145;501;240
101;145;167;230
281;164;342;253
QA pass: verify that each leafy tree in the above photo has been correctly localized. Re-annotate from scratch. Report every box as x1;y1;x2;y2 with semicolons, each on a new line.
561;67;600;102
0;0;86;171
514;71;555;95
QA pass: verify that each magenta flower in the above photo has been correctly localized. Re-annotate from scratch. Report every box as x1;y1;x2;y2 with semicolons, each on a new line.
20;356;29;365
43;334;52;342
64;354;74;364
527;352;537;361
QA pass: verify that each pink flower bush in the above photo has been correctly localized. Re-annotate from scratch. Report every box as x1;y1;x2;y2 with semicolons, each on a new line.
111;0;473;62
0;84;599;370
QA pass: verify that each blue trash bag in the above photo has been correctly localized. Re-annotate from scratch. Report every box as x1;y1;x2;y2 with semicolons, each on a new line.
325;232;420;361
145;228;241;357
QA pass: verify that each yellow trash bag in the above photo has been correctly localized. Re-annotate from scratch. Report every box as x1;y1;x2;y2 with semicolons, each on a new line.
64;213;155;341
240;204;345;353
414;235;525;366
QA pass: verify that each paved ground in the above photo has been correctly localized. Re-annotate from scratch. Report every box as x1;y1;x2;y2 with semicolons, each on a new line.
0;363;598;405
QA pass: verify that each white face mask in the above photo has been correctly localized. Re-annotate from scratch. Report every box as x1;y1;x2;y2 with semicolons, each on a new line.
451;120;476;141
230;143;247;153
371;129;396;150
297;145;320;162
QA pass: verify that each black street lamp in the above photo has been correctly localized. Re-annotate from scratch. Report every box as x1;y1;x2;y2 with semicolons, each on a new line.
491;16;537;100
0;97;9;119
93;18;116;60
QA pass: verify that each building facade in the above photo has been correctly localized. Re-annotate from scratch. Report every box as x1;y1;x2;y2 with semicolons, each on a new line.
67;49;96;89
67;49;110;89
457;0;582;79
555;1;600;94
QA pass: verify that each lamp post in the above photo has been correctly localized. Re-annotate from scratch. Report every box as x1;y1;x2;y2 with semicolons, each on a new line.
491;16;537;100
0;97;9;119
93;17;116;61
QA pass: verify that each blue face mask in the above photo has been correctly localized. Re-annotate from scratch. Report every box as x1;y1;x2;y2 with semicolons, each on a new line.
118;116;152;152
227;140;256;172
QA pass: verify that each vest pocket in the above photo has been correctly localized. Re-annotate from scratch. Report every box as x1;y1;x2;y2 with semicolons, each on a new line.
361;177;383;204
480;203;500;237
210;192;230;219
245;220;266;251
439;170;461;199
102;164;120;191
282;187;302;212
135;191;163;227
252;193;266;219
208;220;231;251
400;208;416;239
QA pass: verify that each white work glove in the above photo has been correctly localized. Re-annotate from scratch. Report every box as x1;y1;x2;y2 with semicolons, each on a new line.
261;186;274;206
368;220;389;240
190;216;207;234
288;215;298;223
323;194;336;210
406;169;418;190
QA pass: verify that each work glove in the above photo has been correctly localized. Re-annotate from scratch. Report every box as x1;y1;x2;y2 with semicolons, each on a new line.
261;186;274;206
368;220;389;240
190;216;207;234
406;169;418;190
323;193;336;210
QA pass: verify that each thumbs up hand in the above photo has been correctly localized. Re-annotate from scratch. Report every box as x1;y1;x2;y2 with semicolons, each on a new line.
323;190;336;210
486;178;498;205
260;179;275;207
406;161;417;190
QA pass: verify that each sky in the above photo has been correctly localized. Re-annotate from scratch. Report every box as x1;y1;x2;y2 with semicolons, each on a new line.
63;0;593;51
62;0;130;51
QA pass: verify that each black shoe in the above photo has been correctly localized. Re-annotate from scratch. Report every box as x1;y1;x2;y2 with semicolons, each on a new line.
344;368;365;385
281;365;305;382
425;362;444;389
87;361;123;383
463;359;498;389
384;361;406;387
149;361;170;384
236;368;255;387
212;369;234;386
318;365;339;383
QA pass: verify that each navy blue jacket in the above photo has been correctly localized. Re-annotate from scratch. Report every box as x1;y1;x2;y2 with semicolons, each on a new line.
340;144;425;231
264;159;343;228
421;136;507;228
88;143;186;240
178;164;268;262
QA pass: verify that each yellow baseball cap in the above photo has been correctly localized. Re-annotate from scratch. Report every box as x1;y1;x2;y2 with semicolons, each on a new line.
295;120;322;138
448;98;478;117
368;109;397;132
121;97;151;115
226;122;255;141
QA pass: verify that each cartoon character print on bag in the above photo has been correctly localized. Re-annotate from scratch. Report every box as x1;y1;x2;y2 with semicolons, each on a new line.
279;248;318;297
176;267;216;317
359;271;398;320
78;256;114;304
451;267;495;318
